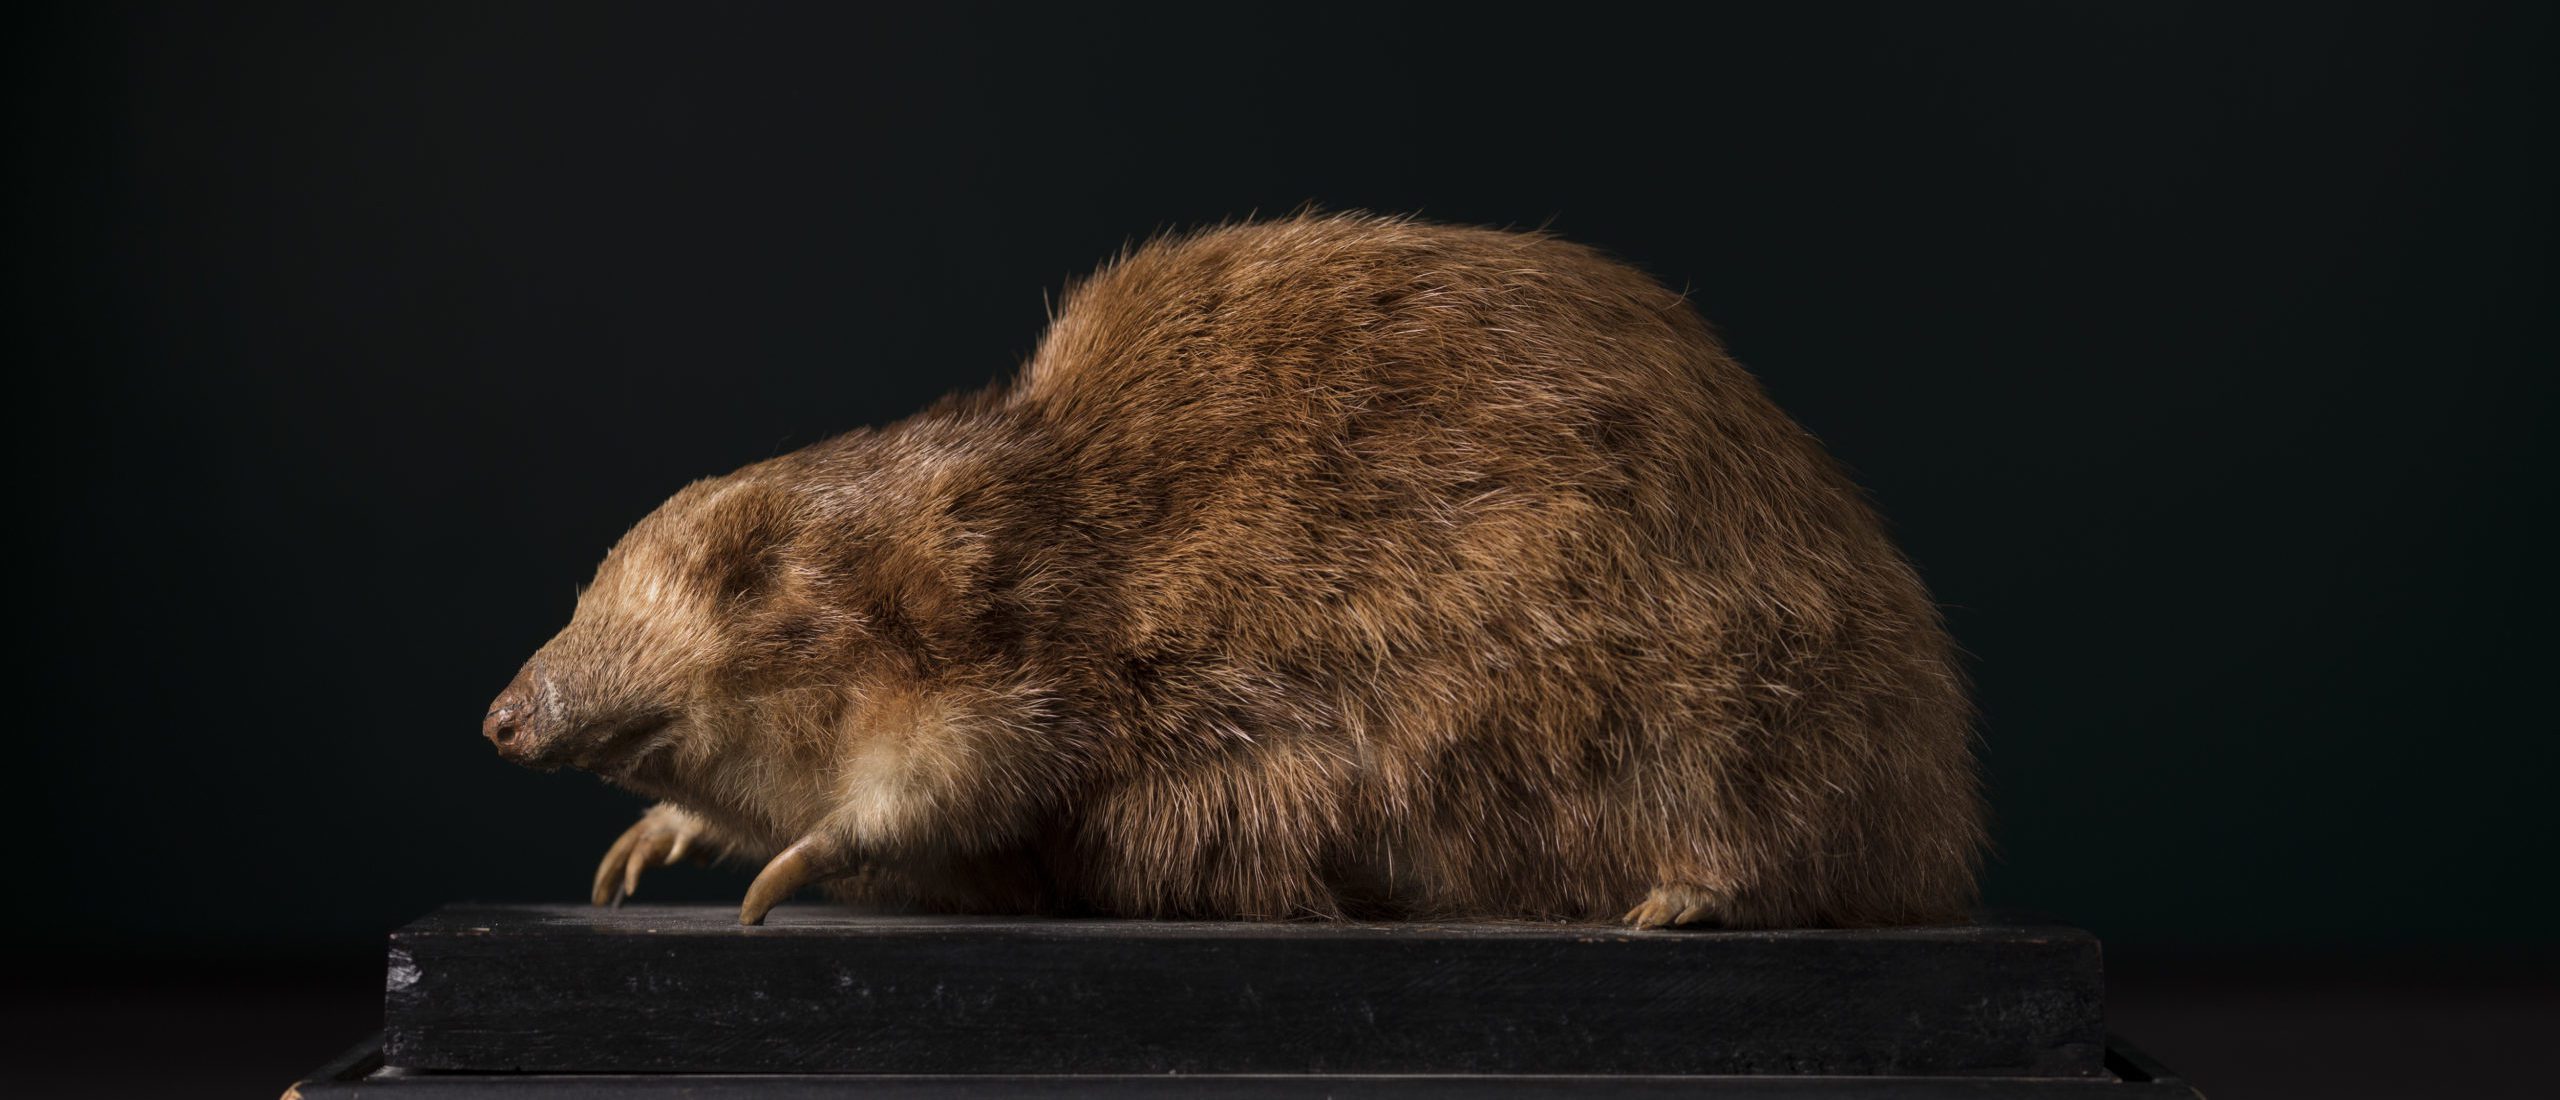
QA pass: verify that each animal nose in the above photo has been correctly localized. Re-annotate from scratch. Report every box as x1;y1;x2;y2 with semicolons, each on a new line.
483;664;538;758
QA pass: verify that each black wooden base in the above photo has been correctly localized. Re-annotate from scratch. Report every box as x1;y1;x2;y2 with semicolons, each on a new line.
290;1034;2204;1097
387;904;2107;1077
320;903;2201;1097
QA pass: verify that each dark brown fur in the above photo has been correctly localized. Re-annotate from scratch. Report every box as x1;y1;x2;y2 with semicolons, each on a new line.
485;214;1985;929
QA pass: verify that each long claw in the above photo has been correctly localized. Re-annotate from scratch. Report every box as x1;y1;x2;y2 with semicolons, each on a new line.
740;837;828;926
592;825;644;907
591;805;709;907
627;827;676;901
621;839;649;901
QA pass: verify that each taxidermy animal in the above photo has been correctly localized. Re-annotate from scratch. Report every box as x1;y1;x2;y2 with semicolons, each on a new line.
481;214;1984;929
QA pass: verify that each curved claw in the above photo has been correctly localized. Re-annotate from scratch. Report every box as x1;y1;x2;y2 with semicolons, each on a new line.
591;806;708;907
740;836;845;926
592;822;645;907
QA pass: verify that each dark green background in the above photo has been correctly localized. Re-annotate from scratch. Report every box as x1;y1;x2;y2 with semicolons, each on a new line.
14;2;2554;973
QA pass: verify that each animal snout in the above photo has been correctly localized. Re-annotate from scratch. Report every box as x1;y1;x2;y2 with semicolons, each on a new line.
483;664;542;761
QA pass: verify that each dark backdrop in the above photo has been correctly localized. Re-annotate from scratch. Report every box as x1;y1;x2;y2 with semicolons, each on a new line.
10;0;2553;1054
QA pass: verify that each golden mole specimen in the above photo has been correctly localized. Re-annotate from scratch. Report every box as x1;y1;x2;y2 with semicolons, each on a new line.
482;215;1983;929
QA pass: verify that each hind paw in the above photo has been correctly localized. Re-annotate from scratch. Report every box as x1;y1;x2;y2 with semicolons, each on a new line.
1622;882;1724;929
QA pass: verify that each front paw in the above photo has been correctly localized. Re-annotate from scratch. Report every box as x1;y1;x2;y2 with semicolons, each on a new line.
591;803;710;906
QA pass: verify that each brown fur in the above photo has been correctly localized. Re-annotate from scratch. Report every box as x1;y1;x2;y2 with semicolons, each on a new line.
488;214;1985;928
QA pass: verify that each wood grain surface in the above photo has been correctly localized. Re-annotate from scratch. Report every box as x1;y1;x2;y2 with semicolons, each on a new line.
383;905;2105;1077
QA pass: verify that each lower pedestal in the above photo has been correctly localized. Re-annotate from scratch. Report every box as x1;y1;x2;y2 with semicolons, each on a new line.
287;903;2202;1097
